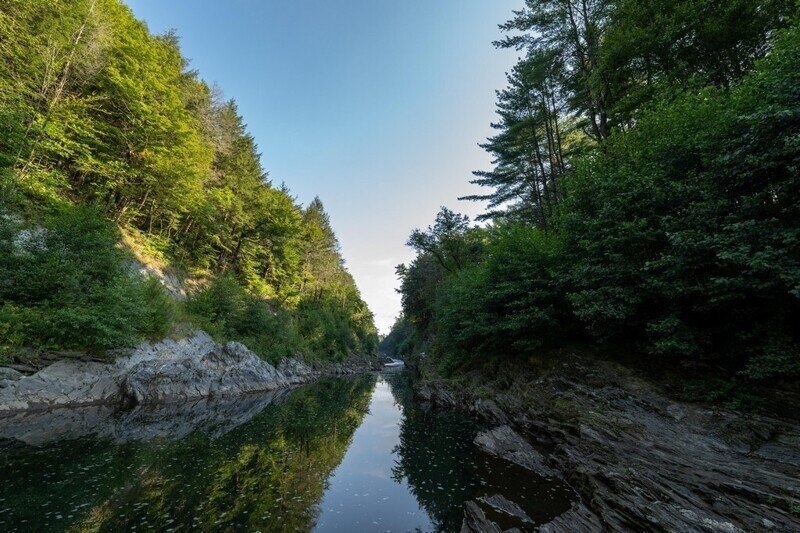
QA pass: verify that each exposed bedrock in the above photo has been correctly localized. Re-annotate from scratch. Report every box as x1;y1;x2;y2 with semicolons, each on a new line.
0;331;376;413
419;356;800;532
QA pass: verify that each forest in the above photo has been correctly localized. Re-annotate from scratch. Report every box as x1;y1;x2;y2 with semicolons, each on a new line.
0;0;377;363
384;0;800;394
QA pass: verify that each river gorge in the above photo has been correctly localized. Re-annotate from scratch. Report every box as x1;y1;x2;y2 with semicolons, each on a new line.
0;367;575;532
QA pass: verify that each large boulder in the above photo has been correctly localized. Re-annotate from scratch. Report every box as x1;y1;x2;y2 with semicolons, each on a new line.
0;331;326;413
0;360;117;412
120;340;294;404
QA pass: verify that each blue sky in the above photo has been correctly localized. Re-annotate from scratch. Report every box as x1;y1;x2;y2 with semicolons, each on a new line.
124;0;522;333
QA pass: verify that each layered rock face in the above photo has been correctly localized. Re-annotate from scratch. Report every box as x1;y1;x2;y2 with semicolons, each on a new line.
419;355;800;532
0;331;333;413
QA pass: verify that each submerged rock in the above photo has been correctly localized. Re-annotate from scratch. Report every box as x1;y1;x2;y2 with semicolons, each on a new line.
536;502;603;533
460;501;505;533
474;425;555;478
477;494;532;524
0;331;364;413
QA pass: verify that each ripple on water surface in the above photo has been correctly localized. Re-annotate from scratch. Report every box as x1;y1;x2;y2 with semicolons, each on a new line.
0;370;574;532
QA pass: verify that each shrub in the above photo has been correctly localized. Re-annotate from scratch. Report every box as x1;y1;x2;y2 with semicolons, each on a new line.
0;205;176;352
433;224;569;372
186;275;307;363
187;275;377;364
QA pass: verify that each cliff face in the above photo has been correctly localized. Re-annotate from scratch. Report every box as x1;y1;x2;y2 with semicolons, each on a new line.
415;353;800;532
0;331;378;414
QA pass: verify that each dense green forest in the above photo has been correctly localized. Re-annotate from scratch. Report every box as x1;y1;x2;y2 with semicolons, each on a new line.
385;0;800;390
0;0;376;362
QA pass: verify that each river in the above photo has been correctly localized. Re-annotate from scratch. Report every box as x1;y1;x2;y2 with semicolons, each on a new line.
0;368;574;532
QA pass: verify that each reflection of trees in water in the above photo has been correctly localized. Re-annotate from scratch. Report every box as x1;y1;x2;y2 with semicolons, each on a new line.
384;371;576;531
2;375;376;532
383;371;483;533
197;375;377;531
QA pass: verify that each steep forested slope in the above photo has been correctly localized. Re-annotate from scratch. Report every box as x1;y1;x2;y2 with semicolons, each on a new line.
388;0;799;396
0;0;376;362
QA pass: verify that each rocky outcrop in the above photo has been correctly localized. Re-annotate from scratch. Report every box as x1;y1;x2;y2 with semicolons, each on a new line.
462;426;577;532
0;360;118;412
461;501;507;533
0;367;23;387
126;255;189;300
419;354;800;532
0;331;377;413
119;337;295;404
536;503;604;533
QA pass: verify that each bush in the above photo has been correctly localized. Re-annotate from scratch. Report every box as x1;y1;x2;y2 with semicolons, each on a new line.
137;276;178;340
558;21;800;378
433;224;569;372
187;275;377;364
186;275;307;363
0;205;176;352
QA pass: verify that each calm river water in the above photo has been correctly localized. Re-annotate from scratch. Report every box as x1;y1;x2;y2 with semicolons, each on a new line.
0;368;573;532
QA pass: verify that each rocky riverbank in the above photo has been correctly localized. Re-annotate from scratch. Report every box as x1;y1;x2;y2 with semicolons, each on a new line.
0;331;381;414
414;353;800;532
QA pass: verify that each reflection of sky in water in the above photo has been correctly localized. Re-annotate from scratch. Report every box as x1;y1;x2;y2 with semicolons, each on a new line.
315;377;434;532
0;372;573;532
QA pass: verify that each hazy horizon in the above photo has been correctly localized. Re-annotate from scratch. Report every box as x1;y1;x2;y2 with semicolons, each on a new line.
124;0;522;333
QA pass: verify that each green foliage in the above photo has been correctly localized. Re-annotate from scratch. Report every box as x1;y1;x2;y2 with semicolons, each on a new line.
186;275;303;363
561;20;800;377
432;225;570;372
379;315;420;359
0;0;376;359
0;206;173;351
187;274;376;364
395;207;485;352
392;11;800;387
137;277;178;340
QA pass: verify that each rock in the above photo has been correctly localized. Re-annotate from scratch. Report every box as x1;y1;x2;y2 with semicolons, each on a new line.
0;360;117;412
415;383;434;402
537;502;603;533
0;367;23;381
460;500;525;533
460;501;503;533
475;425;556;478
0;330;378;413
120;338;291;404
477;494;532;524
126;257;188;300
278;357;317;383
421;352;800;532
474;398;510;424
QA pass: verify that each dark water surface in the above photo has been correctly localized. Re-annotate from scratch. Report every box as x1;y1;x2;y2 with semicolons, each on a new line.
0;369;573;532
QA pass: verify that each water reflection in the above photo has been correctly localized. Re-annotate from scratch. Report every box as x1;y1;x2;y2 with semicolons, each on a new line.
384;370;573;531
0;371;573;532
0;376;375;532
314;374;434;532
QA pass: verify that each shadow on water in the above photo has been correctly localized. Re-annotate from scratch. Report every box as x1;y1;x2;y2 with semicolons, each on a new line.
383;369;574;532
0;369;574;532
